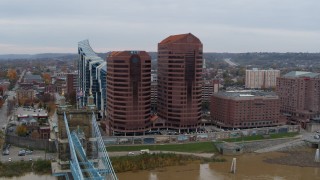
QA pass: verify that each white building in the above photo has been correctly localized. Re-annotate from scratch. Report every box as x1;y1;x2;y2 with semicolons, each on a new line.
245;68;280;89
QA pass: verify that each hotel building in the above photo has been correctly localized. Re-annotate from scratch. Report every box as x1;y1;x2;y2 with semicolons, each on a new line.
277;71;320;127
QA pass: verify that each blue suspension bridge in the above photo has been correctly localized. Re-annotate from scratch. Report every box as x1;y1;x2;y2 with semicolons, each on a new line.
56;112;117;180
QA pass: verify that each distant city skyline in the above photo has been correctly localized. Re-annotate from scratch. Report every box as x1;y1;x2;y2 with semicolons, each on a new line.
1;0;320;54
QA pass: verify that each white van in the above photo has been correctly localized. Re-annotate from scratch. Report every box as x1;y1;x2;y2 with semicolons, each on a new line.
140;149;150;154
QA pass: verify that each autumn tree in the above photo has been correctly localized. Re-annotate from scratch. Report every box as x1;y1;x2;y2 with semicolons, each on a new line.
42;73;52;85
7;69;18;90
16;125;27;137
7;69;17;81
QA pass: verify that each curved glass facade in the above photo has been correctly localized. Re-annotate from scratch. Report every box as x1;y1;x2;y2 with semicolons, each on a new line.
78;40;106;116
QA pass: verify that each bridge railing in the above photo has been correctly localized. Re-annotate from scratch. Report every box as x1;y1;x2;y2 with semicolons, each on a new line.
64;112;84;180
71;132;102;179
91;112;118;180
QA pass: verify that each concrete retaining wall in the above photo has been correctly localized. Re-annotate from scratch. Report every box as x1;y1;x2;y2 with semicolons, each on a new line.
104;125;301;145
6;135;56;152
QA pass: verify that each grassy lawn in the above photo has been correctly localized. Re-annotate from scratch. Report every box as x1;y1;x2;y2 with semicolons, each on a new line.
107;141;217;153
106;132;299;153
224;132;299;142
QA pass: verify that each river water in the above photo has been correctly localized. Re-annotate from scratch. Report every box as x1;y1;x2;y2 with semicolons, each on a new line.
3;151;320;180
0;173;55;180
118;152;320;180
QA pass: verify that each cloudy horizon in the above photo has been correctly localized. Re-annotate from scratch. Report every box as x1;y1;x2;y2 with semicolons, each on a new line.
1;0;320;54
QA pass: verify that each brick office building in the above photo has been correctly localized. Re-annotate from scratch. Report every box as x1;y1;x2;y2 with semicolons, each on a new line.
210;91;284;129
66;73;78;95
202;79;220;103
276;71;320;128
106;51;151;135
157;33;203;131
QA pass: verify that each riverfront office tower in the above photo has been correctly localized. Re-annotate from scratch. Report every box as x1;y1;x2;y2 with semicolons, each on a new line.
157;33;203;132
78;40;106;117
106;51;152;135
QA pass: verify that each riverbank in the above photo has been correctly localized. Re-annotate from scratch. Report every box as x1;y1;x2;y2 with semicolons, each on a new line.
111;153;225;173
0;153;224;178
118;151;320;180
0;159;51;177
0;132;311;178
106;132;299;154
264;147;320;167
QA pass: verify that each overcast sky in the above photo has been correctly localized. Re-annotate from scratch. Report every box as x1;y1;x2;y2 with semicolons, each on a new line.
0;0;319;54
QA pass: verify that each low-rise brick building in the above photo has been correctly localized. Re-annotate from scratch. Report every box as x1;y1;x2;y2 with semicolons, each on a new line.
210;91;285;129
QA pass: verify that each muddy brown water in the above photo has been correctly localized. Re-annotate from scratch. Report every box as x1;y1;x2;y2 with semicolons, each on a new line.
118;152;320;180
0;173;55;180
2;151;320;180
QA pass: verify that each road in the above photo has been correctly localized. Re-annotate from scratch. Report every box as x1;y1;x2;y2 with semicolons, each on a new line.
108;151;214;158
0;69;25;130
0;90;16;129
0;99;8;129
224;58;238;66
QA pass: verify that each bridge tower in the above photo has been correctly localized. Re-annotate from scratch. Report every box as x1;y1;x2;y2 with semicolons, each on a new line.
52;91;117;179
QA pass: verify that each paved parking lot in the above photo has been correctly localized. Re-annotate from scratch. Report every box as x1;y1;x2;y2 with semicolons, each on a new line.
1;145;56;162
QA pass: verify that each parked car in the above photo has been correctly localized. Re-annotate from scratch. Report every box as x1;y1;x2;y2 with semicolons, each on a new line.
25;149;33;155
18;149;26;156
2;149;9;155
140;149;150;154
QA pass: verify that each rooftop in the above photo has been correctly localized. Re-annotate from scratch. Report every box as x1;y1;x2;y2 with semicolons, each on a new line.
24;74;42;80
159;33;201;44
283;71;320;78
109;51;149;57
16;107;48;118
78;40;104;62
215;90;277;98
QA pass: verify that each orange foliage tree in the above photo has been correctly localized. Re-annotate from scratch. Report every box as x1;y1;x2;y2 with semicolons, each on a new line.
16;125;27;137
42;73;51;85
7;69;17;80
